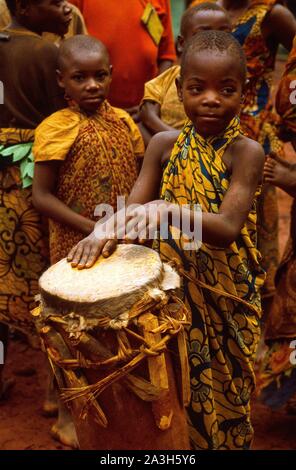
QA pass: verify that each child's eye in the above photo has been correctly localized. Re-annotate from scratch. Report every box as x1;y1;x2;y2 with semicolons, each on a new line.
189;86;202;95
221;87;235;95
96;73;108;82
72;75;84;82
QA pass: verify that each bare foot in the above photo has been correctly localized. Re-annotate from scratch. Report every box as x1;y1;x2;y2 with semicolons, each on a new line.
264;152;296;198
51;401;79;449
51;421;79;449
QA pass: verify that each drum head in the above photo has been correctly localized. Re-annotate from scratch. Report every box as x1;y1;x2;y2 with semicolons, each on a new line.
39;244;163;318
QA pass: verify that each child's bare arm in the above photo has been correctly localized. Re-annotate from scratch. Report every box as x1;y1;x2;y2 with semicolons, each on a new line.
127;131;178;204
200;138;265;247
33;161;95;236
140;101;176;135
264;4;296;51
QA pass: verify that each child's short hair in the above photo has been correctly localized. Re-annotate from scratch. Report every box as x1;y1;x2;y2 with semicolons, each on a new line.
181;29;247;82
5;0;40;15
57;34;110;71
181;2;228;36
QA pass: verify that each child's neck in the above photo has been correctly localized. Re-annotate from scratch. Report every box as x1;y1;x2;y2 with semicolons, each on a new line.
80;103;105;117
9;16;42;35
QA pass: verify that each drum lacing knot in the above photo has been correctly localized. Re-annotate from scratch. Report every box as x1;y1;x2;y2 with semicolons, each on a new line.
164;316;183;335
140;341;167;357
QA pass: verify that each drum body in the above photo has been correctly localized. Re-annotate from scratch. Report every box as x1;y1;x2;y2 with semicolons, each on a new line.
35;245;190;450
76;351;189;450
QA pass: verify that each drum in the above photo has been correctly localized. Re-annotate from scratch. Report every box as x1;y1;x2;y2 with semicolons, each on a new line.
33;244;191;450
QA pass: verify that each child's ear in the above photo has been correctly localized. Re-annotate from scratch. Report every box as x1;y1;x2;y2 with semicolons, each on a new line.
56;69;65;89
175;76;183;102
176;35;185;57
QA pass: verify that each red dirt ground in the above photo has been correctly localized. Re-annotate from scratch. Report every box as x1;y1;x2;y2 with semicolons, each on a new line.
0;59;296;451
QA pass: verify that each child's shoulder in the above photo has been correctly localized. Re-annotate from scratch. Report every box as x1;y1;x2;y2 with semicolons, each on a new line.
112;106;133;123
34;109;81;162
145;64;181;91
36;108;81;133
148;130;180;166
229;134;265;168
231;134;264;157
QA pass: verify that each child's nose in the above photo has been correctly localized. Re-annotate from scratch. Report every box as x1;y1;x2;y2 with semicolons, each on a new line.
86;79;100;90
202;92;220;107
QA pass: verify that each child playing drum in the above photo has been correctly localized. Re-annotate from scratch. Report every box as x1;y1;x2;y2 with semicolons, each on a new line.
68;31;265;450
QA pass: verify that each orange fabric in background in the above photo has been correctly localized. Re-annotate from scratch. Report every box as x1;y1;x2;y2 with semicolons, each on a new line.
69;0;176;108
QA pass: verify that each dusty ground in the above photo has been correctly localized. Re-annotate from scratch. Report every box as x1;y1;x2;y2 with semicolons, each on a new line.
0;59;296;451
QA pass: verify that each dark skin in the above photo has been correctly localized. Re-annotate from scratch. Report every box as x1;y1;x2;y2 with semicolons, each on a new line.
217;0;296;51
32;48;112;236
264;152;296;199
140;9;232;137
10;0;72;37
68;50;264;269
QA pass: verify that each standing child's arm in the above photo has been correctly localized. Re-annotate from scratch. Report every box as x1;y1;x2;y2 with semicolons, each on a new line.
198;137;265;247
140;67;180;136
33;161;95;236
140;101;176;134
263;3;296;51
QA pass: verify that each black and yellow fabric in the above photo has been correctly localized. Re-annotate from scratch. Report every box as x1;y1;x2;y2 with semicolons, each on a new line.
0;128;49;341
157;117;265;449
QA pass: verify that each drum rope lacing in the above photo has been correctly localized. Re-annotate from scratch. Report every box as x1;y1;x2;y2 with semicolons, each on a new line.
33;291;191;428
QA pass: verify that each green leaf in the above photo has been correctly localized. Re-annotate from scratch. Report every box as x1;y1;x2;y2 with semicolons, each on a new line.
19;158;28;178
23;161;35;178
22;175;33;189
12;143;32;162
0;143;31;160
0;146;14;157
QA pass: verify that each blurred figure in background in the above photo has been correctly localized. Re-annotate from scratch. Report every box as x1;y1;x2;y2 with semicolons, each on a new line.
0;0;87;42
69;1;176;121
140;2;231;140
257;35;296;415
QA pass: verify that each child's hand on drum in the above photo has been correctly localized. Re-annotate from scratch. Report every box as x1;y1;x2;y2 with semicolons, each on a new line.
67;233;118;269
67;208;129;268
67;201;178;268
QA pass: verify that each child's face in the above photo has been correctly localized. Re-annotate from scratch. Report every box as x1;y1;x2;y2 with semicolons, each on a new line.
24;0;72;36
178;11;231;53
177;50;244;137
58;50;112;114
185;11;231;39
